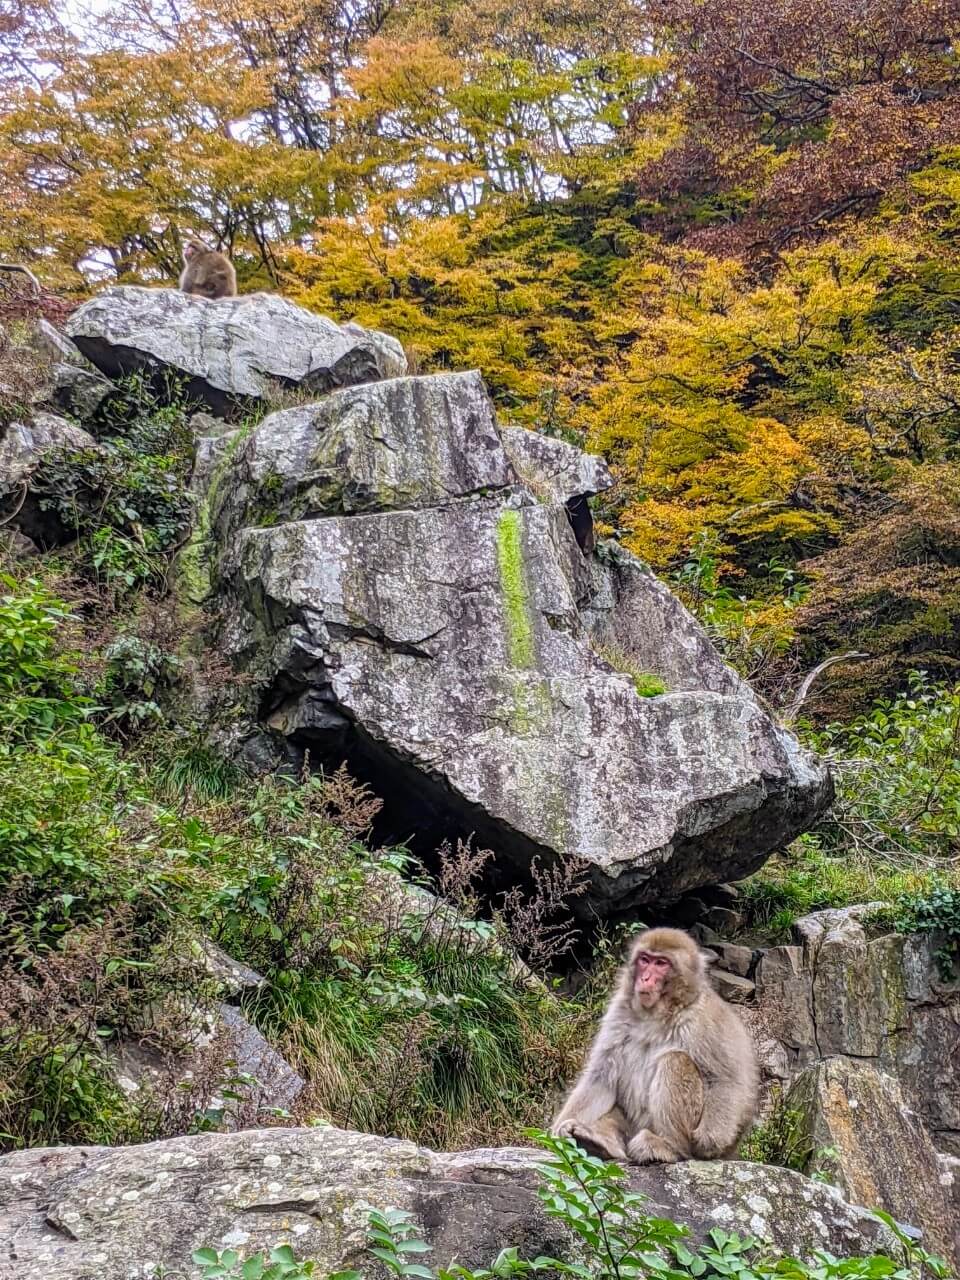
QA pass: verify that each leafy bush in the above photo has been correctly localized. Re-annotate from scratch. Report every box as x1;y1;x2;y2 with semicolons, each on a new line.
739;673;960;936
808;672;960;863
893;887;960;980
193;1134;952;1280
219;776;589;1150
31;373;195;594
0;575;588;1152
100;633;182;731
0;573;89;738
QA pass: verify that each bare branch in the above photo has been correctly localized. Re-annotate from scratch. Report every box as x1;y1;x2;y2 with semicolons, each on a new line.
784;651;870;722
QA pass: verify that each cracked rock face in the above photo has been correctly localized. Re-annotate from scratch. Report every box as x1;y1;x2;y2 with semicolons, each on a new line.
0;1125;897;1279
212;366;831;917
752;910;960;1155
66;287;407;418
788;1058;959;1266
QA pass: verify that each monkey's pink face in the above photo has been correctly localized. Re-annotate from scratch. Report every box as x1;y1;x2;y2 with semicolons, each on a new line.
634;950;672;1007
183;242;198;259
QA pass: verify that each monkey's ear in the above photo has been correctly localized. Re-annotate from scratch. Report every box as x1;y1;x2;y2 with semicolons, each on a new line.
700;947;719;968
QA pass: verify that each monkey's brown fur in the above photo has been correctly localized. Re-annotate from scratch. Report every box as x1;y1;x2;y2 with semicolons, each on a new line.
178;238;237;300
552;927;758;1163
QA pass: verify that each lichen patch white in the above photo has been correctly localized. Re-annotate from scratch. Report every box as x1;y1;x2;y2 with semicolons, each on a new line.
221;1229;251;1247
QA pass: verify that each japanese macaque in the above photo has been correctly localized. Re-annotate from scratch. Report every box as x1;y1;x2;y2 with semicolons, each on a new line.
178;238;237;300
552;927;758;1164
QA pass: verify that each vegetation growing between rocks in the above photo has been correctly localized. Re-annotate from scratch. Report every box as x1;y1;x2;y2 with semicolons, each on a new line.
737;674;960;938
0;569;589;1152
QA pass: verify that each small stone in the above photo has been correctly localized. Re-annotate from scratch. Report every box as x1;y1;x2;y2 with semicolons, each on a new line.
712;970;756;1004
703;905;745;935
716;943;754;977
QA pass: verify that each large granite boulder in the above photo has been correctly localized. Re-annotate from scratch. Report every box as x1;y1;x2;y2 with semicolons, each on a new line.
787;1057;958;1266
0;1126;900;1279
212;366;834;916
212;368;831;918
66;288;407;418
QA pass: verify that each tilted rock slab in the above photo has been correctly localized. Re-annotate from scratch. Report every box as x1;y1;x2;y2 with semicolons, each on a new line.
0;1125;898;1279
66;287;407;418
788;1057;958;1266
213;367;831;917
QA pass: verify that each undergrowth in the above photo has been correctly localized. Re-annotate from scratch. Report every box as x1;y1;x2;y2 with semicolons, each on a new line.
737;673;960;940
0;572;588;1152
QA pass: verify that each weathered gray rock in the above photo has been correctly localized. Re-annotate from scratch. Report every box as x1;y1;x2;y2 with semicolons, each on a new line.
217;371;518;535
192;431;239;499
220;495;831;916
0;1126;900;1279
711;970;755;1003
749;910;960;1156
198;940;266;998
716;943;754;977
0;413;97;492
500;426;611;506
787;1058;958;1265
0;527;38;560
0;412;103;548
52;363;114;423
66;287;407;418
110;1003;304;1128
754;946;818;1063
210;361;831;918
216;1005;305;1113
24;317;115;422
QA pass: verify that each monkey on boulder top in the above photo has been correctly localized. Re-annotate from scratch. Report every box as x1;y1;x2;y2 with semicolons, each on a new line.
179;237;237;300
552;927;758;1163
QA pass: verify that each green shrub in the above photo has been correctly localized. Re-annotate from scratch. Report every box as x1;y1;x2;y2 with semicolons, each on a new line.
31;373;195;594
893;886;960;979
808;672;960;862
100;633;183;731
0;573;89;737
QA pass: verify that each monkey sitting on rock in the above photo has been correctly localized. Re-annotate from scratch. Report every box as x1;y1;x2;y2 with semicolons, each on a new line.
552;927;758;1163
178;237;237;300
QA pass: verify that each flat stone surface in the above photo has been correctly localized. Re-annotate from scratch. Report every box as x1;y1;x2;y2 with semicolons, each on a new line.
66;287;407;416
0;1126;898;1279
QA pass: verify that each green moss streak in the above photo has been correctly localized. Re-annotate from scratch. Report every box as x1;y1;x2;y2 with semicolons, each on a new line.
176;416;258;604
496;509;535;669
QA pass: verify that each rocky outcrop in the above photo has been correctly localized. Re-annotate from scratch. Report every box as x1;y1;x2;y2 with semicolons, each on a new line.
0;1126;900;1279
787;1057;958;1265
212;366;831;918
0;412;103;548
743;908;960;1156
31;318;115;423
66;288;407;418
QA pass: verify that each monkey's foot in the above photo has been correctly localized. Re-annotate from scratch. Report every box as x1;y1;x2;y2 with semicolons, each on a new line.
555;1121;627;1162
627;1128;683;1165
